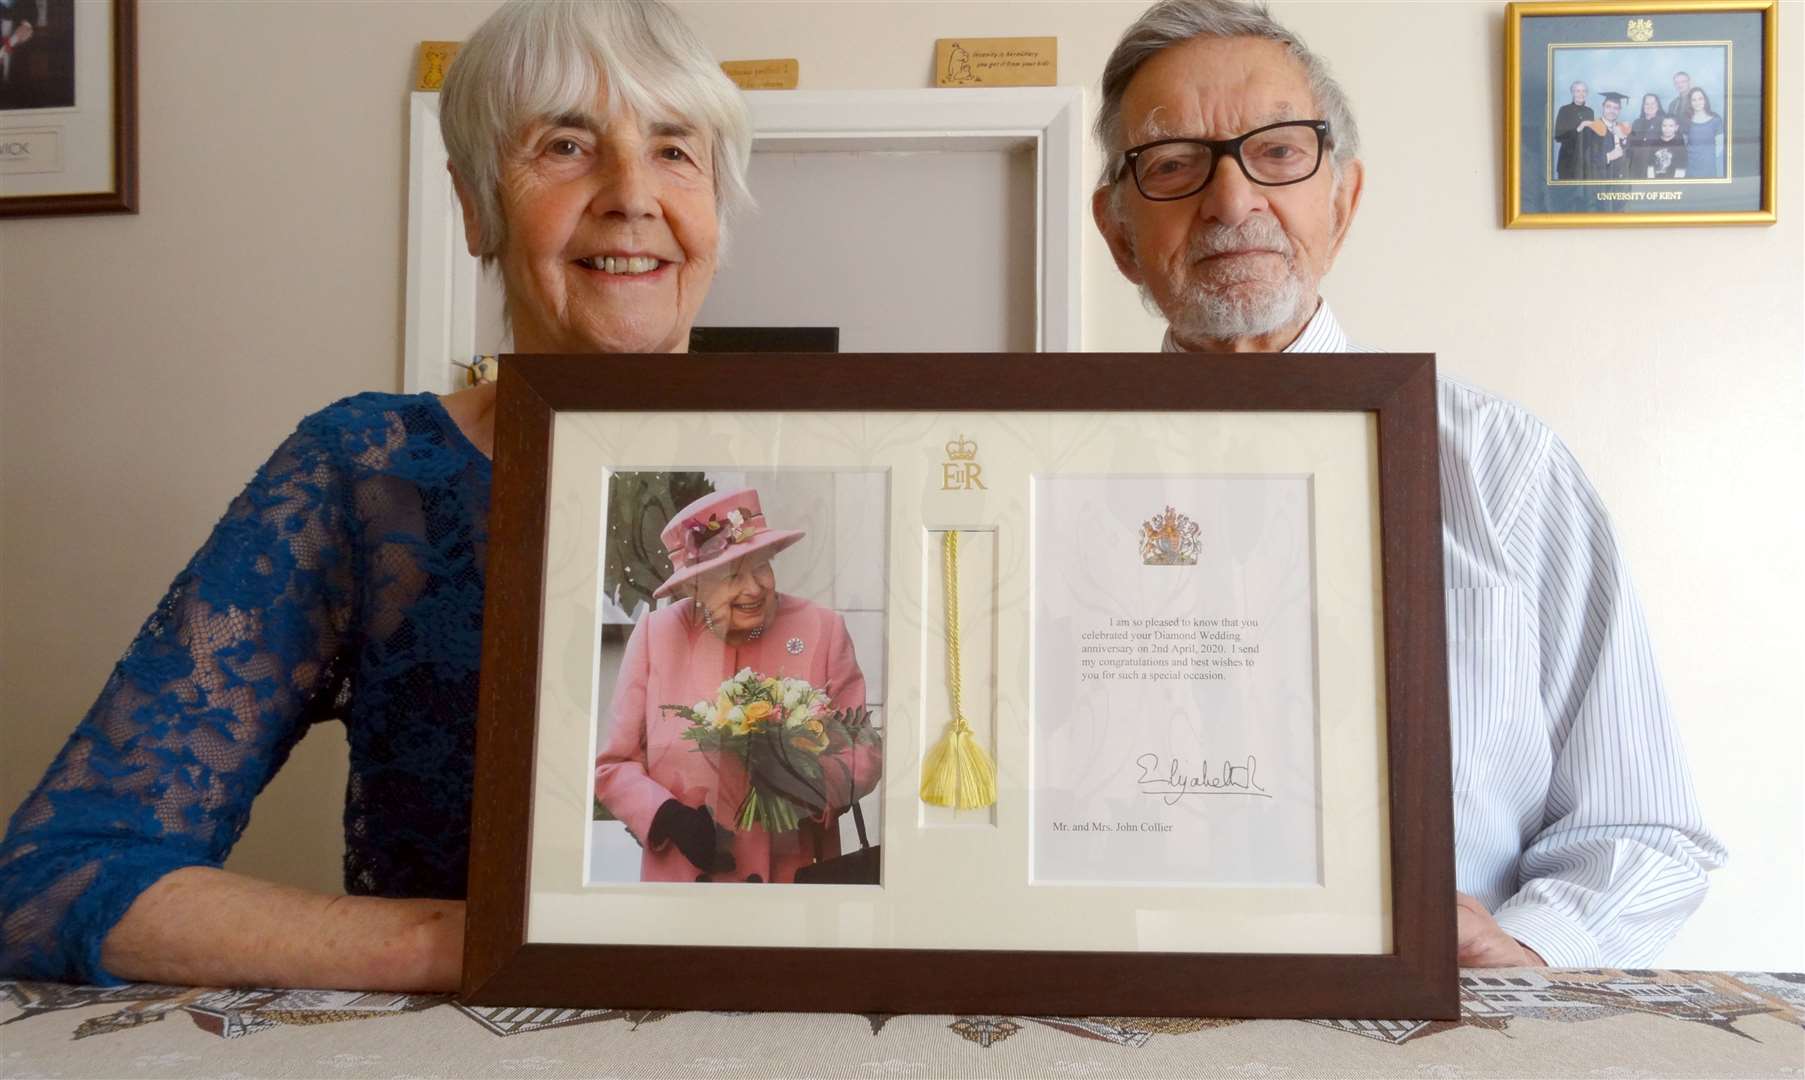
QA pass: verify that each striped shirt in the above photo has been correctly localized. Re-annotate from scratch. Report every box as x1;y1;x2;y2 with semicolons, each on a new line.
1164;302;1726;966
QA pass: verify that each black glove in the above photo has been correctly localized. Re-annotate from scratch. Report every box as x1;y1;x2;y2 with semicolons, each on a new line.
649;800;735;873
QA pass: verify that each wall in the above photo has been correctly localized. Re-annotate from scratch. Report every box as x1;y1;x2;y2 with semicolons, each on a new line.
2;0;1798;971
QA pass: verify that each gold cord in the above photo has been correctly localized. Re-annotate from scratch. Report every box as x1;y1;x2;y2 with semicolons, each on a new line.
920;529;997;810
943;530;965;730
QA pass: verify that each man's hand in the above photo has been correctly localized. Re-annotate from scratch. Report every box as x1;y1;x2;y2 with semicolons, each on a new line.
1456;892;1546;968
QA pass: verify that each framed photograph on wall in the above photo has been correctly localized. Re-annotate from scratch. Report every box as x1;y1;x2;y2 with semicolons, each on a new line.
0;0;136;216
1505;0;1777;227
462;352;1457;1019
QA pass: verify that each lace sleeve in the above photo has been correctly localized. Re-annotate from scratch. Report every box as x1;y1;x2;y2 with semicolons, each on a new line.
0;414;357;984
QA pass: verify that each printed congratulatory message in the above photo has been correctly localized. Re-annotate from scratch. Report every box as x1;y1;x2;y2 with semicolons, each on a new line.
1078;615;1263;683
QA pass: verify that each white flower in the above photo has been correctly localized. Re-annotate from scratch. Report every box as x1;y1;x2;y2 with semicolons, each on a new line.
782;686;803;709
726;705;746;726
727;509;744;528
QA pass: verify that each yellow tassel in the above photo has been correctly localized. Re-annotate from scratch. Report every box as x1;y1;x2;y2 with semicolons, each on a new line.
920;715;997;810
920;531;997;810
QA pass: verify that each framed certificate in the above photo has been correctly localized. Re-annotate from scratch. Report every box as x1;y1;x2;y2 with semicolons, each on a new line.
463;352;1457;1019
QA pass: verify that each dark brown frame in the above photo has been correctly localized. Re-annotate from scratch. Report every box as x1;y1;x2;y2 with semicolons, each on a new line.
0;0;138;217
465;352;1456;1019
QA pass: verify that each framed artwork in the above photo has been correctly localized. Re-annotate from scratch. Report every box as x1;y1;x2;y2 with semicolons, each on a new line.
463;352;1457;1019
0;0;136;216
689;326;840;353
1505;0;1777;227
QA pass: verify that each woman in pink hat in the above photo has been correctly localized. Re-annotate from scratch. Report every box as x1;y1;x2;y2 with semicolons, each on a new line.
595;488;881;883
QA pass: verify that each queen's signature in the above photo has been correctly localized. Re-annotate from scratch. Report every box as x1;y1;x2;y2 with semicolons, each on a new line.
1135;753;1271;804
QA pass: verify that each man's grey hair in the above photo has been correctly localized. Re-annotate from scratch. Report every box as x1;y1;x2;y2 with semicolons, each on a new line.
440;0;753;264
1094;0;1361;191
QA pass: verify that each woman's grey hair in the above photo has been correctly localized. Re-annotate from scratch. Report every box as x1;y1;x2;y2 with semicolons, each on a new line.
1094;0;1361;192
440;0;754;263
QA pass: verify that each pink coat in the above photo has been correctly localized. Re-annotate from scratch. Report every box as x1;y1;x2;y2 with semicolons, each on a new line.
594;594;880;883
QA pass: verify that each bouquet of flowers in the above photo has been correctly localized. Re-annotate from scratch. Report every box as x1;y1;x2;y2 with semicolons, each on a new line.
663;668;877;834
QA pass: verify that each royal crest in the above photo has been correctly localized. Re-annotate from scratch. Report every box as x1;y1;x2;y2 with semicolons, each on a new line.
941;434;985;490
1139;506;1202;566
1627;18;1654;42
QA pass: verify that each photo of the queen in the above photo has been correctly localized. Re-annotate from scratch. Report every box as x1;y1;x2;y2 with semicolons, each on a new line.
592;477;884;885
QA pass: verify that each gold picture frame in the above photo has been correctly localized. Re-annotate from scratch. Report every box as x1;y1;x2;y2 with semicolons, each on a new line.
1505;0;1778;227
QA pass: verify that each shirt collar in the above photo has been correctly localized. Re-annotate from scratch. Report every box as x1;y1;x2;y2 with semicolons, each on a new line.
1160;299;1352;354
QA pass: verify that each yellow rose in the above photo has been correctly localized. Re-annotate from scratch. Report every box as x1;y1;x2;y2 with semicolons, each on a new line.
792;721;829;754
743;701;774;726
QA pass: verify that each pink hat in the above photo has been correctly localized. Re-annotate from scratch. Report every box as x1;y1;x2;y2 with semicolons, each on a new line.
653;487;805;600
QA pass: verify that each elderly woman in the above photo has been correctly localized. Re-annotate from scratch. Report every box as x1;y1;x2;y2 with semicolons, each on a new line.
0;0;750;991
596;489;880;884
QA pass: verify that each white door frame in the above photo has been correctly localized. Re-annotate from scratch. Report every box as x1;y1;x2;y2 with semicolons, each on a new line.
404;87;1085;394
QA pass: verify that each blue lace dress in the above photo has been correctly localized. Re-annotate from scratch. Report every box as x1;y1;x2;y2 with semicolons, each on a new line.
0;392;491;984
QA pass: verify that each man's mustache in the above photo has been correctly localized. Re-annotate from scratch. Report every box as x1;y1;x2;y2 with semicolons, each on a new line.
1187;220;1294;260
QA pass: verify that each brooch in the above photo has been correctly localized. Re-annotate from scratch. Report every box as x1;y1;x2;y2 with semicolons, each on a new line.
785;637;805;655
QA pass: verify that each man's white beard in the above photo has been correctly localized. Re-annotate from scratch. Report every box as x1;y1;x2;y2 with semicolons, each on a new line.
1143;219;1313;345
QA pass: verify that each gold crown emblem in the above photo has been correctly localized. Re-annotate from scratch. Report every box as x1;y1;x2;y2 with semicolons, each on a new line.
1140;506;1202;566
1627;18;1654;42
945;435;978;462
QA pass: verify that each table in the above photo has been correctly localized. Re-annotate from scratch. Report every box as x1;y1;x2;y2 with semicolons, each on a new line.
3;969;1801;1078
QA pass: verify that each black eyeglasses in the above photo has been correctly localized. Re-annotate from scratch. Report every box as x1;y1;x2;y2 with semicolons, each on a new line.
1118;120;1330;201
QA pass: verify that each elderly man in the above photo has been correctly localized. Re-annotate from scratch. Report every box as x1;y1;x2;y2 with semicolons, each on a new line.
1092;0;1725;967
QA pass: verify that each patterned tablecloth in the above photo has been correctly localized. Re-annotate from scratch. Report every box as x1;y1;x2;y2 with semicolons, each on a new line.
2;969;1801;1079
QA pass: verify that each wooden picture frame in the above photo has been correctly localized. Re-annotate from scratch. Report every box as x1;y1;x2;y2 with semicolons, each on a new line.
0;0;137;216
463;352;1457;1019
1505;0;1778;228
689;326;840;353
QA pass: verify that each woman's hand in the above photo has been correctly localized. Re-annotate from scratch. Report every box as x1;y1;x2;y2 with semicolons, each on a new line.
649;800;735;873
100;867;465;992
